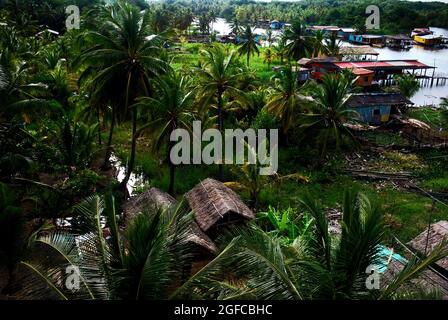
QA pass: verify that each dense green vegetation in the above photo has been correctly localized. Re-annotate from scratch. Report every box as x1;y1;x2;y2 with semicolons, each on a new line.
1;0;448;300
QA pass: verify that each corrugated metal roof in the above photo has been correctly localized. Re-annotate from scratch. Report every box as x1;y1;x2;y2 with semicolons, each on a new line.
347;93;414;107
334;60;434;69
352;68;374;75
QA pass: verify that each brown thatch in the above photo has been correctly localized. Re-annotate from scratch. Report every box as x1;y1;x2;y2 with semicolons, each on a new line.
185;178;255;232
186;222;218;253
122;187;217;253
408;221;448;270
122;187;176;222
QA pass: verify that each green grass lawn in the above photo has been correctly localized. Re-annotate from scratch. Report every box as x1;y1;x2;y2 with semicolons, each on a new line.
171;43;277;85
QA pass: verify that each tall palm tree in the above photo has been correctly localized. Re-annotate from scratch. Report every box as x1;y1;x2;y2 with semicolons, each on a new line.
77;1;168;186
229;18;242;36
324;32;342;57
312;30;326;58
198;13;211;35
272;37;287;64
264;66;313;139
136;72;195;195
195;44;246;180
298;72;359;160
283;21;312;61
263;48;273;70
266;29;273;46
237;26;260;67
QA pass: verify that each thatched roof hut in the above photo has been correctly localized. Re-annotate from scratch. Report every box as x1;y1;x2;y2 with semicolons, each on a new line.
185;178;255;233
186;222;218;254
408;220;448;270
122;187;217;254
122;187;176;222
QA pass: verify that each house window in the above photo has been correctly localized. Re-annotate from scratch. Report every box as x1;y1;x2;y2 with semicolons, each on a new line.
373;109;381;116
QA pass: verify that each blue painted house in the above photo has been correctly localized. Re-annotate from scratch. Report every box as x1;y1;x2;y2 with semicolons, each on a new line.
346;93;413;125
349;34;365;44
270;20;283;30
349;34;385;46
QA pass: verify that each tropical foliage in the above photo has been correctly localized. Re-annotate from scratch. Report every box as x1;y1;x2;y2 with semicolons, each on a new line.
1;0;447;302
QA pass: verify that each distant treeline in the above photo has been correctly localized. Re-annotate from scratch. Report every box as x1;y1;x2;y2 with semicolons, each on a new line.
1;0;447;34
163;0;448;34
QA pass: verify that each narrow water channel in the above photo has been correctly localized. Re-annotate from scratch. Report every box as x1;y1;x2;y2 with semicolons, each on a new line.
110;153;146;196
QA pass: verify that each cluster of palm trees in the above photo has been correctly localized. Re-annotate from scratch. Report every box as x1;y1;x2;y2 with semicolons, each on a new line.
2;0;448;301
12;188;448;300
0;1;354;195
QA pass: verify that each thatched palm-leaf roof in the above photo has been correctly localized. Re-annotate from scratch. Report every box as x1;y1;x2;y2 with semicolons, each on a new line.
185;178;255;232
186;222;218;253
122;187;217;253
122;187;176;222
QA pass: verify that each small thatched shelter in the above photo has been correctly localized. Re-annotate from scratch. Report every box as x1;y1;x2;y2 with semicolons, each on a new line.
122;187;176;223
185;178;255;238
408;221;448;270
186;222;218;254
122;187;216;254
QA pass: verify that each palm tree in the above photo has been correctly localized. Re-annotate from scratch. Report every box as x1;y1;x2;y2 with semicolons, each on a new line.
324;32;342;57
266;29;273;46
195;44;246;180
311;30;326;58
136;72;195;195
283;21;312;61
264;66;313;139
394;74;420;99
198;13;211;35
229;18;242;36
77;1;168;186
18;195;194;300
0;54;52;121
263;48;274;70
298;72;359;160
272;38;287;64
237;26;260;67
174;189;448;300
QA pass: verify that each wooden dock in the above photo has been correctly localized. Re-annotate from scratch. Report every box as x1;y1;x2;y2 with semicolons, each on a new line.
379;73;448;87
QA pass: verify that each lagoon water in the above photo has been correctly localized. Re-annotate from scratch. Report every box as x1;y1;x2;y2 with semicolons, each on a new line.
211;19;448;106
369;27;448;106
